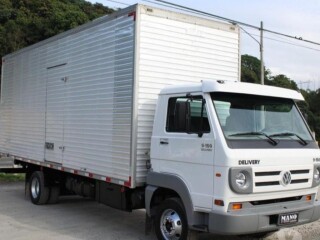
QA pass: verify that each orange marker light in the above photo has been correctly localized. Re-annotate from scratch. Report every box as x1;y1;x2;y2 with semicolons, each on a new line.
214;199;224;206
216;173;221;177
306;195;312;201
232;203;242;210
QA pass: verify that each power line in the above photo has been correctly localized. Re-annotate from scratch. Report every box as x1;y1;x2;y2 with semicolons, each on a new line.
109;0;320;50
153;0;320;47
264;29;320;46
105;0;130;6
239;26;260;45
264;36;320;52
242;30;320;52
153;0;258;28
142;0;217;17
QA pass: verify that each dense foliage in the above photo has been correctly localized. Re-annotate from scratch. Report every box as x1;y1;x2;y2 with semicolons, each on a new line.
241;54;320;141
0;0;113;71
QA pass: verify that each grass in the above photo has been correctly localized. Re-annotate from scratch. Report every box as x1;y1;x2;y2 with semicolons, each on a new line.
0;173;25;182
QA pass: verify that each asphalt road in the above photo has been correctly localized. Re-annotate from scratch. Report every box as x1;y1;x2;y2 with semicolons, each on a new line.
0;181;320;240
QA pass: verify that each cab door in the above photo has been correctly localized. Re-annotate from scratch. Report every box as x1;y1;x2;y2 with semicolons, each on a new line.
151;94;215;210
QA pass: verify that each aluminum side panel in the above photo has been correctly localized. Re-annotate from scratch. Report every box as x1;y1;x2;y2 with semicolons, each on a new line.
0;49;47;161
61;15;135;181
135;8;240;185
0;14;136;182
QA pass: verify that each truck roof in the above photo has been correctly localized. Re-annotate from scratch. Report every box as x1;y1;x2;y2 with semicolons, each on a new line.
159;80;304;101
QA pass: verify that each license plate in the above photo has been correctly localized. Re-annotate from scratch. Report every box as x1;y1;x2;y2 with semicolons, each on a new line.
278;212;299;225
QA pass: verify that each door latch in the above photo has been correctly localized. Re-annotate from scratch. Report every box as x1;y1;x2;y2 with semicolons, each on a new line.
160;138;169;145
59;146;65;151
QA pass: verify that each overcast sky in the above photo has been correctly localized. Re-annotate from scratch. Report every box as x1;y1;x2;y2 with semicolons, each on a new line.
89;0;320;90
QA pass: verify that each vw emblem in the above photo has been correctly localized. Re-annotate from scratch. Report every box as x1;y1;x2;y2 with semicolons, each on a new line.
280;171;292;186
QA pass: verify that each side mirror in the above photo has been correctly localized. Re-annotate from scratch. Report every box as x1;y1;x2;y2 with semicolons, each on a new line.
198;99;206;138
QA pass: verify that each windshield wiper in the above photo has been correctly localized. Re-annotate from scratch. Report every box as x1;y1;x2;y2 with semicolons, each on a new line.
228;132;278;146
269;132;308;146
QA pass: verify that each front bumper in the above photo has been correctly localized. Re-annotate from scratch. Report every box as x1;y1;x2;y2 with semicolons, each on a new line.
207;199;320;235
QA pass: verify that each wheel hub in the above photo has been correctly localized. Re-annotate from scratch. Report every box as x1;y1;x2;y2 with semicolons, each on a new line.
160;209;182;240
31;177;40;199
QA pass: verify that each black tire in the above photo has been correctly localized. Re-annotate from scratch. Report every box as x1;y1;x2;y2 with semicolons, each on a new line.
47;186;60;204
29;171;50;205
154;198;188;240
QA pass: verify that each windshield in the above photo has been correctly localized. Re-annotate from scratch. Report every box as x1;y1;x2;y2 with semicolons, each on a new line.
211;92;313;142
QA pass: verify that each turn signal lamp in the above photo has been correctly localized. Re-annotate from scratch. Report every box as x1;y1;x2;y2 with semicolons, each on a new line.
306;195;312;201
231;203;242;210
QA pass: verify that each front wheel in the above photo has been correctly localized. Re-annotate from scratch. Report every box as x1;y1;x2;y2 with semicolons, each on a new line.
154;198;188;240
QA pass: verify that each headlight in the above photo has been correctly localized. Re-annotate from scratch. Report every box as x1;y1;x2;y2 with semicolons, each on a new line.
229;168;253;194
312;165;320;187
314;168;320;181
235;172;247;188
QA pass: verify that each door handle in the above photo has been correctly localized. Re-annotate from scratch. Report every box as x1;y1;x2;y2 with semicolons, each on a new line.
160;139;169;145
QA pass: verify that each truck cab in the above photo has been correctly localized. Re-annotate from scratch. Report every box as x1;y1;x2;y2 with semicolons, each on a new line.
147;80;320;239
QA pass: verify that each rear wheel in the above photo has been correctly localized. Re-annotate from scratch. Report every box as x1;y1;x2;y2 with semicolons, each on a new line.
29;171;50;205
155;198;188;240
47;186;60;204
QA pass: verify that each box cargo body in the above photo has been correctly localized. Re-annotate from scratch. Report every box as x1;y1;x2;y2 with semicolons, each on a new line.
0;4;240;188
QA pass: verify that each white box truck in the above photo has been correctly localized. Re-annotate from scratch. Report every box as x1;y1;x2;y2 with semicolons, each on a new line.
1;4;320;239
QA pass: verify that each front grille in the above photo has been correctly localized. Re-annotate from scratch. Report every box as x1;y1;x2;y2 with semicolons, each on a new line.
291;170;309;174
254;169;310;188
256;181;279;187
291;179;308;184
255;171;280;176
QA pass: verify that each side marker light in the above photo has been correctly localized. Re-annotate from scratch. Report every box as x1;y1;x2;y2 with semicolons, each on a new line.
214;199;224;206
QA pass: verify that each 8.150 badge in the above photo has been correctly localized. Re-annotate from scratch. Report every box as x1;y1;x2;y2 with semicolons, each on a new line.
201;143;212;152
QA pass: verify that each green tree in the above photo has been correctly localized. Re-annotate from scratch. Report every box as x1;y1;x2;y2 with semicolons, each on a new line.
241;55;298;91
241;54;270;84
302;89;320;141
268;74;298;90
0;0;114;76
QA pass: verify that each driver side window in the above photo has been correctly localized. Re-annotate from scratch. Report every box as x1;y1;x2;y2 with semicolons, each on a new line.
166;96;210;133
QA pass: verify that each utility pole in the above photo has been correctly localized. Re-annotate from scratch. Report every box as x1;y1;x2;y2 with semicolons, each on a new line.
260;21;264;85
